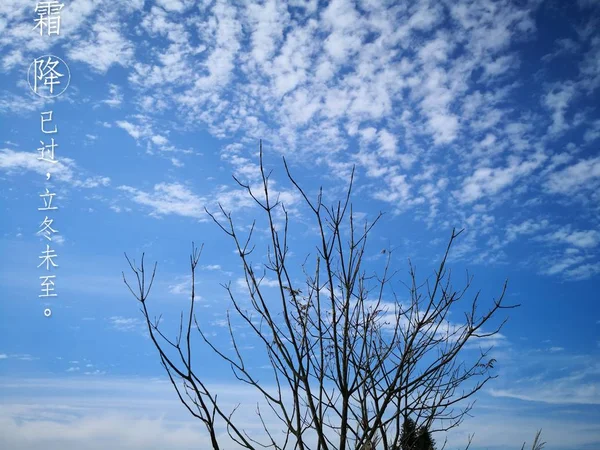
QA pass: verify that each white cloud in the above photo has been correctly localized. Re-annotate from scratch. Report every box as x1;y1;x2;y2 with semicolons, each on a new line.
543;255;588;277
543;227;600;249
245;0;289;66
483;54;518;77
0;411;212;450
3;0;594;287
579;35;600;92
447;407;600;450
0;149;110;188
0;92;46;115
563;262;600;280
108;316;145;333
119;183;207;219
505;219;550;243
192;1;242;91
584;119;600;143
0;377;294;450
377;129;397;159
151;135;168;146
167;275;204;298
373;172;412;204
321;0;364;65
68;0;550;240
67;14;134;73
545;156;600;196
490;381;600;405
541;38;580;62
458;153;546;204
544;82;577;135
116;121;145;141
235;277;279;291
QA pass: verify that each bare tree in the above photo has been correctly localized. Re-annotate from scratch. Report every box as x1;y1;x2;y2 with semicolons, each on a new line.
123;142;518;450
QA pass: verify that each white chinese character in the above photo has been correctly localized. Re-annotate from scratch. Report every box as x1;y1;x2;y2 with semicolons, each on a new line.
38;216;58;241
33;1;64;36
39;275;57;297
38;244;59;270
38;138;58;163
39;188;58;211
33;56;64;95
41;111;57;134
28;55;70;98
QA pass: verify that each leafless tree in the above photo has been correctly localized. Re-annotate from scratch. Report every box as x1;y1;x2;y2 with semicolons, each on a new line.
123;142;518;450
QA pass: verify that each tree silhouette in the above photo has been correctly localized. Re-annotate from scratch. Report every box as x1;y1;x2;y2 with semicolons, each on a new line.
399;417;418;450
396;417;435;450
415;424;436;450
520;429;545;450
123;142;517;450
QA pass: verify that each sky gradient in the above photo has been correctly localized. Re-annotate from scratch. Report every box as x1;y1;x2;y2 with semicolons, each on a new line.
1;0;599;449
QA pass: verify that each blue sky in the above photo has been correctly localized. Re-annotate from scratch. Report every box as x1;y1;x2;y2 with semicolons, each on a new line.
1;0;599;448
